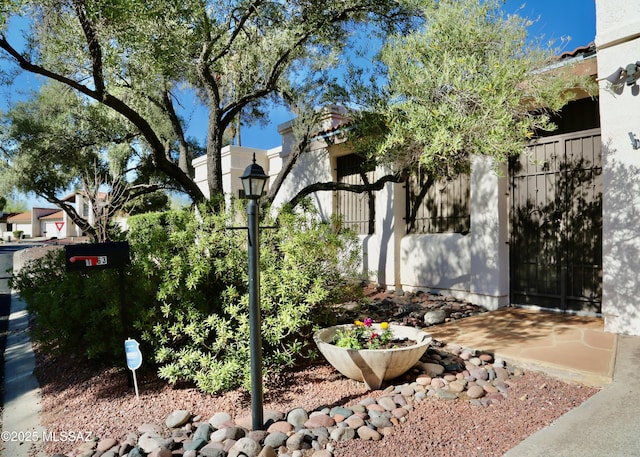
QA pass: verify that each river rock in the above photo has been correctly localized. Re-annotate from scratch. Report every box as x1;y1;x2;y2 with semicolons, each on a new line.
208;412;232;429
330;426;356;442
467;385;486;399
469;367;489;381
148;448;172;457
345;415;365;429
287;407;309;428
193;423;212;441
97;438;118;452
424;309;447;325
419;362;445;377
357;426;382;441
199;446;227;457
376;396;397;411
304;413;335;429
264;432;288;448
286;432;306;450
166;410;191;428
210;426;245;443
330;406;354;418
257;445;277;457
228;437;261;457
138;432;171;454
267;421;293;434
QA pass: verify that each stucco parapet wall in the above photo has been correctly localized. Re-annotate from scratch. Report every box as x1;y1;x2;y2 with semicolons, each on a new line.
277;105;349;158
595;1;640;50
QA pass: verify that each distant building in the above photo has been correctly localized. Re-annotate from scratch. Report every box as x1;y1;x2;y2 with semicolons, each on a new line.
4;208;61;240
0;191;124;241
0;211;19;240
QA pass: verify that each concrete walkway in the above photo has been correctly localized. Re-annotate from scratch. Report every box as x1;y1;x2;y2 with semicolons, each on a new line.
428;307;617;386
504;334;640;457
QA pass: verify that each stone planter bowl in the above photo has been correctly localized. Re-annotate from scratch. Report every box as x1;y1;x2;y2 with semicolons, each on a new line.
313;324;432;389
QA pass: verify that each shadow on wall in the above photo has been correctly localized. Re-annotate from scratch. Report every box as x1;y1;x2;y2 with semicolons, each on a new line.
400;233;471;294
602;141;640;333
272;148;333;219
376;190;394;287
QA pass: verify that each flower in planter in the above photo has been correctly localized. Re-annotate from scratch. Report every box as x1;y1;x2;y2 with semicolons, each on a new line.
333;318;395;349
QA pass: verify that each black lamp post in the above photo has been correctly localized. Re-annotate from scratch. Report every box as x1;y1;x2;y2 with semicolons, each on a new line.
239;153;269;431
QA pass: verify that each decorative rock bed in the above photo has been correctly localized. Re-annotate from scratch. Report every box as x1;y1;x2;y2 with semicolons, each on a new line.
332;288;488;330
61;341;524;457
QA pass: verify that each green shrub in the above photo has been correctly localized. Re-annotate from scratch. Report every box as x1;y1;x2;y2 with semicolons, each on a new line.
12;203;362;394
128;203;361;394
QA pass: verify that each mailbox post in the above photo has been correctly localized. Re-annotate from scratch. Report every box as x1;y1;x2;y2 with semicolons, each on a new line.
65;242;133;383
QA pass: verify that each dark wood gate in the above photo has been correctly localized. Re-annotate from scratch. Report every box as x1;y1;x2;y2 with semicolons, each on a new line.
509;128;602;313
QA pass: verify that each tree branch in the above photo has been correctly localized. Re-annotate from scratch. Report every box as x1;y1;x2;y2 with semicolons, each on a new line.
42;192;97;241
287;172;406;210
0;36;206;203
73;0;105;96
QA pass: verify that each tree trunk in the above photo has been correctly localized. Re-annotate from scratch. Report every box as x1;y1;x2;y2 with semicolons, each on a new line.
206;108;225;211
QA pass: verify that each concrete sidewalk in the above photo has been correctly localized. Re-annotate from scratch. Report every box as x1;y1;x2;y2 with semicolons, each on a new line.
504;334;640;457
2;293;45;457
1;247;45;457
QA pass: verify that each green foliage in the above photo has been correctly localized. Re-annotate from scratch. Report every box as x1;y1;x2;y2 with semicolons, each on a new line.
127;204;361;394
350;0;597;177
0;197;27;212
12;230;22;240
9;249;154;360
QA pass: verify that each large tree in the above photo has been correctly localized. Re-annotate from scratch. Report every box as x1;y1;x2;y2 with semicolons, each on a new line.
0;0;409;211
0;81;166;241
271;0;596;209
348;0;595;177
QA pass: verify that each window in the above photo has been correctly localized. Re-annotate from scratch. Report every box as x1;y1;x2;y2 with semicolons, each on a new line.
406;171;470;234
82;203;90;218
335;154;375;235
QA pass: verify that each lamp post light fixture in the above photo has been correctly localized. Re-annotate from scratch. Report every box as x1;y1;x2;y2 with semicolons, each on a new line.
239;153;269;431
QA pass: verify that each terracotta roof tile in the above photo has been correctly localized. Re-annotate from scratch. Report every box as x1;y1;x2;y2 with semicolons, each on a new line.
7;211;31;223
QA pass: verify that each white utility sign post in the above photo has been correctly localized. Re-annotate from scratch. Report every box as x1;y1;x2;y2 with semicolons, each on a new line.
124;338;143;400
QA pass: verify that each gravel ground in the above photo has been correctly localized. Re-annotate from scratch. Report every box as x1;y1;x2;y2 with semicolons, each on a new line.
34;347;598;457
28;284;600;457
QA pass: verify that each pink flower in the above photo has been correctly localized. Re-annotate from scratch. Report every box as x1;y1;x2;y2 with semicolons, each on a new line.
363;318;373;327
